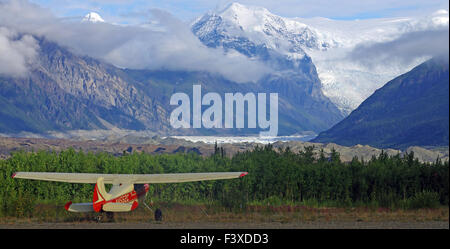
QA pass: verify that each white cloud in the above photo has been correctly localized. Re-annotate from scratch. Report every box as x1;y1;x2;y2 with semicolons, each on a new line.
0;0;271;82
349;28;449;69
347;9;449;69
104;9;271;82
0;27;39;77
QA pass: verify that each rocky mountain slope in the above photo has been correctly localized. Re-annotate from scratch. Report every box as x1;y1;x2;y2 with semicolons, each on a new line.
0;38;170;134
0;34;343;135
313;57;449;149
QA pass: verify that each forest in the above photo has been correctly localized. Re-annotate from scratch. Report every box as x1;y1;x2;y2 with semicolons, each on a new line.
0;144;448;217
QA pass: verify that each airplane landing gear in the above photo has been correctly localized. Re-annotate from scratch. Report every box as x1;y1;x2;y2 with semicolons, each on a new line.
95;213;103;223
95;212;115;223
155;208;162;221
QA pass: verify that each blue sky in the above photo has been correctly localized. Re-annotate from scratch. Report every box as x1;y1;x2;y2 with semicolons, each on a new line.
29;0;449;24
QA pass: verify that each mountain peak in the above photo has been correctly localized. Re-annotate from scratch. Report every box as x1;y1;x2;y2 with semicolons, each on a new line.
193;2;326;53
82;12;105;23
218;2;273;27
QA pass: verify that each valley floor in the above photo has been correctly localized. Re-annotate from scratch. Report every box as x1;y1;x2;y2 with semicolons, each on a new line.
0;136;448;163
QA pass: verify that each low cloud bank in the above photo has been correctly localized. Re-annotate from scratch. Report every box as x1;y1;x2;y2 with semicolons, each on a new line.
0;27;38;77
349;28;449;68
0;0;270;82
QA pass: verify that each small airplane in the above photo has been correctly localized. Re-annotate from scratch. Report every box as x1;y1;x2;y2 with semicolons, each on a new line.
12;171;248;221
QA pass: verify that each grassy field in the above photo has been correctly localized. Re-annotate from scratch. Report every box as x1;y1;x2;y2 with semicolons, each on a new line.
0;202;448;226
1;147;448;229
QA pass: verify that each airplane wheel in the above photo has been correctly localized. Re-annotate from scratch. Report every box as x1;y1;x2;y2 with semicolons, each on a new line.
95;214;103;223
155;208;162;221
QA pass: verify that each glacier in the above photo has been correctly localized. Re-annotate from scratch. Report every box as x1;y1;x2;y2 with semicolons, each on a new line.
192;3;449;115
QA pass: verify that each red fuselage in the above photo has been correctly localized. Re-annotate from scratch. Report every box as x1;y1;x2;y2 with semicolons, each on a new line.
93;183;149;212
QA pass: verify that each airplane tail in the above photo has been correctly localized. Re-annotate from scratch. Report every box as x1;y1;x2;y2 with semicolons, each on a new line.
91;177;138;212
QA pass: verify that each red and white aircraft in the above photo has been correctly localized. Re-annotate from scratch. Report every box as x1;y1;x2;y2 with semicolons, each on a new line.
12;171;248;215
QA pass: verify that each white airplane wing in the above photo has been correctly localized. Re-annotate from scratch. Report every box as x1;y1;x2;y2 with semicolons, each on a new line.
12;171;248;184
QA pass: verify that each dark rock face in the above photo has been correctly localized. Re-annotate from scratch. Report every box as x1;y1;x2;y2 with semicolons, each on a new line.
0;38;170;133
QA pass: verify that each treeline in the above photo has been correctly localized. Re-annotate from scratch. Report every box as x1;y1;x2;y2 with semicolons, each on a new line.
0;145;448;217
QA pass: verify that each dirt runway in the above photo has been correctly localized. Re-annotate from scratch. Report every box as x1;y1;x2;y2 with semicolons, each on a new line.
1;221;448;229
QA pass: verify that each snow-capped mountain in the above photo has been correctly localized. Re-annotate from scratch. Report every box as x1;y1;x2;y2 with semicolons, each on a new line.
192;2;449;114
192;2;345;133
192;2;335;68
193;2;335;50
82;12;105;23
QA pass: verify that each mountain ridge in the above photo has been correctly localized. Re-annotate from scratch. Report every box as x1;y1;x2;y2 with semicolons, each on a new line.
312;56;449;149
0;35;343;135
